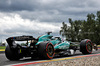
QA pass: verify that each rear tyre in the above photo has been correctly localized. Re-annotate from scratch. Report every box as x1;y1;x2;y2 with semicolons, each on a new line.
5;45;20;60
80;39;92;54
38;42;55;59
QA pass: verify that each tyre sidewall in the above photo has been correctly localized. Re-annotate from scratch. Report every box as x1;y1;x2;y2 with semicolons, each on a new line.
80;39;92;54
5;45;20;60
38;42;55;59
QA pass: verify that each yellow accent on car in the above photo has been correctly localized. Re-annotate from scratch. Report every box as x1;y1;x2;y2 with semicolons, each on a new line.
20;49;21;53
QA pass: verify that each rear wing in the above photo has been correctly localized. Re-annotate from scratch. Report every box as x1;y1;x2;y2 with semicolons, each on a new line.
6;36;36;46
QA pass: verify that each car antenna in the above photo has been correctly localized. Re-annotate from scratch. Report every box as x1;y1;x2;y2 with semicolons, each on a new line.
46;32;52;35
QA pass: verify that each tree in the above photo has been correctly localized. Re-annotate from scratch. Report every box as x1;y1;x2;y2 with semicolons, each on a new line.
96;11;100;44
68;18;75;41
60;19;82;41
60;22;69;39
60;11;100;44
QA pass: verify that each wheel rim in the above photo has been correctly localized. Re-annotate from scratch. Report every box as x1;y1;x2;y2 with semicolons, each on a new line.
47;44;54;56
86;42;92;53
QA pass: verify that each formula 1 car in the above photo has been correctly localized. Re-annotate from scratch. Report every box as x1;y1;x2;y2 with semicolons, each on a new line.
5;32;98;60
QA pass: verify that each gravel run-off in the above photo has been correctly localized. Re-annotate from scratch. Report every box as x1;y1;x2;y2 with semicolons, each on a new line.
33;56;100;66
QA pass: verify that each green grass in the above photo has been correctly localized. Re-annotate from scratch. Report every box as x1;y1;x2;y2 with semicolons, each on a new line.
0;46;6;49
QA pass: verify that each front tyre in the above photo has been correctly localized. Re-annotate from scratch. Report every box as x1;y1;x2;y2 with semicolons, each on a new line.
38;42;55;59
80;39;93;54
5;45;20;60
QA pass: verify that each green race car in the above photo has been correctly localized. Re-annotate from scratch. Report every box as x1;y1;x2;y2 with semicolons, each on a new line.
5;32;97;60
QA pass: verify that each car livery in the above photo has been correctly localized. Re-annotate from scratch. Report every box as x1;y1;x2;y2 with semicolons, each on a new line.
5;32;98;60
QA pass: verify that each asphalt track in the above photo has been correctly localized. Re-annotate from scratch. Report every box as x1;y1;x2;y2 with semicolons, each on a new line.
0;48;100;66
